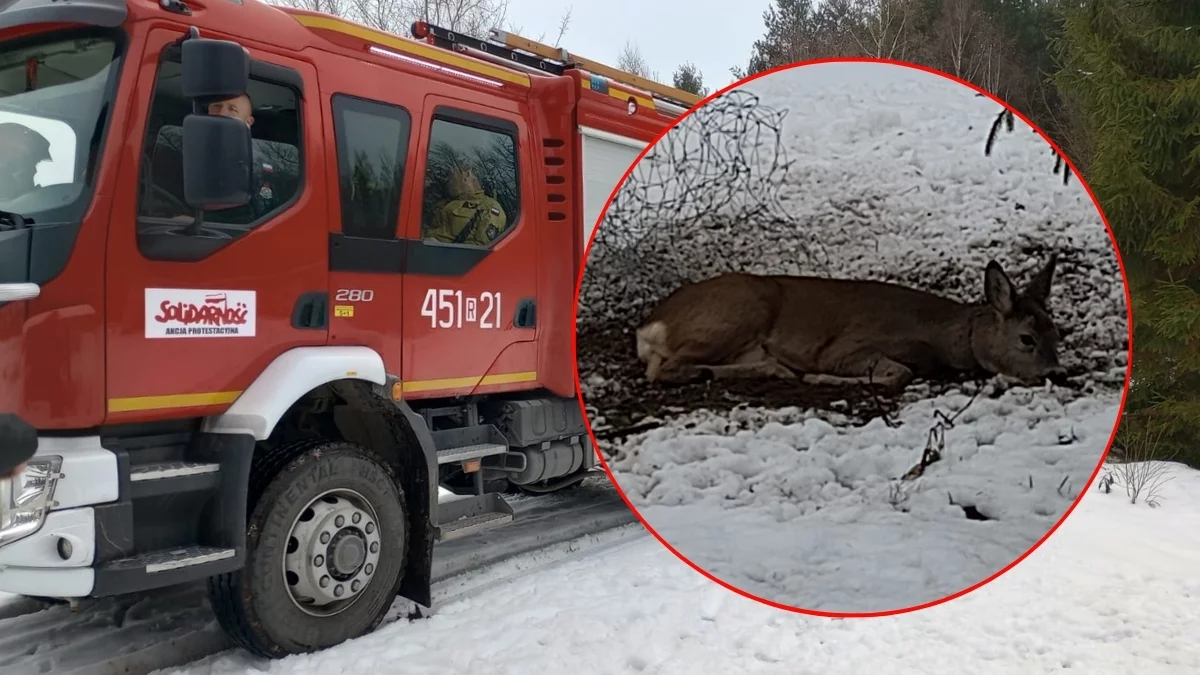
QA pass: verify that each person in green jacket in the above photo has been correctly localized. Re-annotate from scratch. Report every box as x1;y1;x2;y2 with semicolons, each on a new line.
426;166;508;246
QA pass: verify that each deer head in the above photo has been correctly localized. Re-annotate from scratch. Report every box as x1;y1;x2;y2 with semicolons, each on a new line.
973;254;1066;383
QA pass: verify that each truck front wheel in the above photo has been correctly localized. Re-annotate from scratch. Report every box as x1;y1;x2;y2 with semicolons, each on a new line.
209;441;409;657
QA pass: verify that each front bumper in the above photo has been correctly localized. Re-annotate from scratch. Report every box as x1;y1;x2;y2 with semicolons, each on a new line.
0;436;118;597
0;430;251;599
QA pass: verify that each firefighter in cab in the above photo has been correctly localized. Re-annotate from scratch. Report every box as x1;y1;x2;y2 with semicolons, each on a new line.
208;93;280;219
163;93;279;224
0;121;51;202
427;166;508;246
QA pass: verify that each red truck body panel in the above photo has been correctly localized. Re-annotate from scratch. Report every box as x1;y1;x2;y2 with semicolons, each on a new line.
1;0;679;429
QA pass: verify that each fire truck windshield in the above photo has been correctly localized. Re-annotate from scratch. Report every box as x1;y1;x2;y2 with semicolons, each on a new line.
0;32;120;284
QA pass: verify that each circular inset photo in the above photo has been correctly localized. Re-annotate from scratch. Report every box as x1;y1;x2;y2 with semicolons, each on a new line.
575;60;1131;616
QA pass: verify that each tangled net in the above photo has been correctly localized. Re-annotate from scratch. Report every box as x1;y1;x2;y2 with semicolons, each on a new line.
578;90;829;325
576;90;906;442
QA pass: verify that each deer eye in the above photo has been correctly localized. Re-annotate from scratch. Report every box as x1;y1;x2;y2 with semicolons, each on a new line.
1020;334;1036;348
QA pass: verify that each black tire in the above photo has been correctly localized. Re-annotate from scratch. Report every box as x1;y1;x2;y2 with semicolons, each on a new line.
209;441;409;658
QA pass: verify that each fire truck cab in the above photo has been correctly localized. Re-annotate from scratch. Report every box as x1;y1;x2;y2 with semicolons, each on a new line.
0;0;695;657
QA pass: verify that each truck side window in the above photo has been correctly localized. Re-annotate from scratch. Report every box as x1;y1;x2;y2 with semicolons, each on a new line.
331;94;411;240
420;113;520;249
136;57;304;262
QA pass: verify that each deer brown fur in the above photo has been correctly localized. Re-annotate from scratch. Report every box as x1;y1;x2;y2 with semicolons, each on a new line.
635;255;1064;391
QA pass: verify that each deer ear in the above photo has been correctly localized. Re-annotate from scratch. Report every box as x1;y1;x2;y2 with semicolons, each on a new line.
984;261;1015;316
1023;253;1057;305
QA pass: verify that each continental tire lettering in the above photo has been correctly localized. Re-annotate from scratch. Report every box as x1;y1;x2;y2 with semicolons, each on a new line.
420;288;502;329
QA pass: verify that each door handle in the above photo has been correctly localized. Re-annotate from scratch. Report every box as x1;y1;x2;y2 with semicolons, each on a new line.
514;298;536;328
291;292;328;330
0;283;39;302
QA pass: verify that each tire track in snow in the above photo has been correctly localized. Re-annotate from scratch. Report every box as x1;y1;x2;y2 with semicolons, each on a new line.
0;480;641;675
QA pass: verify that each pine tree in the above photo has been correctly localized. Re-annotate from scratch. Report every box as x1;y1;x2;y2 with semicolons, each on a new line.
672;62;709;96
1054;0;1200;465
738;0;821;76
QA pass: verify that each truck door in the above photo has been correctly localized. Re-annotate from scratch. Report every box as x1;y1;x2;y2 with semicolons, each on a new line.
400;97;539;398
104;29;326;419
324;89;417;375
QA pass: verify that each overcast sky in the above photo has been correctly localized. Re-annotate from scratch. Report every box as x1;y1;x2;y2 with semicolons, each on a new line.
502;0;774;92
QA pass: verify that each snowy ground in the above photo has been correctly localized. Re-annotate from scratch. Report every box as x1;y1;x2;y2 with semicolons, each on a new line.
607;387;1120;612
164;464;1200;675
577;61;1128;613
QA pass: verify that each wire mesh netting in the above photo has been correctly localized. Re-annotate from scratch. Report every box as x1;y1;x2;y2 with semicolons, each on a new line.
578;90;830;326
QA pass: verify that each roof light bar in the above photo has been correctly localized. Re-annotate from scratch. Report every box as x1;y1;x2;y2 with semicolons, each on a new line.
368;45;505;88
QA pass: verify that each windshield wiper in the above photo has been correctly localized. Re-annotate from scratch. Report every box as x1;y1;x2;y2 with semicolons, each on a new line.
0;209;32;231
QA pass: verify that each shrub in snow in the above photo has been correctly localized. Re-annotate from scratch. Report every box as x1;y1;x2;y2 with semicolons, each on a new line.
1105;426;1176;507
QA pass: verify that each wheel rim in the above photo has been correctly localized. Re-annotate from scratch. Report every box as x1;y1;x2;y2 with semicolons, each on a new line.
282;488;383;617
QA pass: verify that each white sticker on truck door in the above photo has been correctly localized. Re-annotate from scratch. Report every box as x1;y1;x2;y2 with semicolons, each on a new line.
145;288;257;338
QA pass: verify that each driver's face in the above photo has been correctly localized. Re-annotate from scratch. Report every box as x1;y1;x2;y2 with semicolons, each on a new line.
208;95;254;126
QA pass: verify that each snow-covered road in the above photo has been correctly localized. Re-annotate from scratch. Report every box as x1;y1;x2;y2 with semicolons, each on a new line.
167;464;1200;675
0;481;637;675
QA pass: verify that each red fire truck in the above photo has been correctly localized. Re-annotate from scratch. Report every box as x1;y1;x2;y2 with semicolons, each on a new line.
0;0;698;657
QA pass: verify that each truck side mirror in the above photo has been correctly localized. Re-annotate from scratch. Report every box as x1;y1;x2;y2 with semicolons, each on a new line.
181;114;254;209
178;34;254;213
181;37;249;100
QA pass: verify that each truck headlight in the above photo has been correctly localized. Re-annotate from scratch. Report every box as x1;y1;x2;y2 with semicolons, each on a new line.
0;456;64;548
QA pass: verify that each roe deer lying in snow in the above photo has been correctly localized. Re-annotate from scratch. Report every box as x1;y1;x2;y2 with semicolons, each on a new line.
635;255;1065;391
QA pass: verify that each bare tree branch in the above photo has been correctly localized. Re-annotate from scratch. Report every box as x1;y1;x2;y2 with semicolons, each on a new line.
616;40;660;82
552;7;573;48
851;0;917;60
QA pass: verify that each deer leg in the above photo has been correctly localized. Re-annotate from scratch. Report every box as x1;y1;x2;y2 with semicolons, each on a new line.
770;342;913;391
805;349;914;391
696;345;797;381
699;359;798;381
648;354;707;384
644;353;665;381
651;345;796;383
